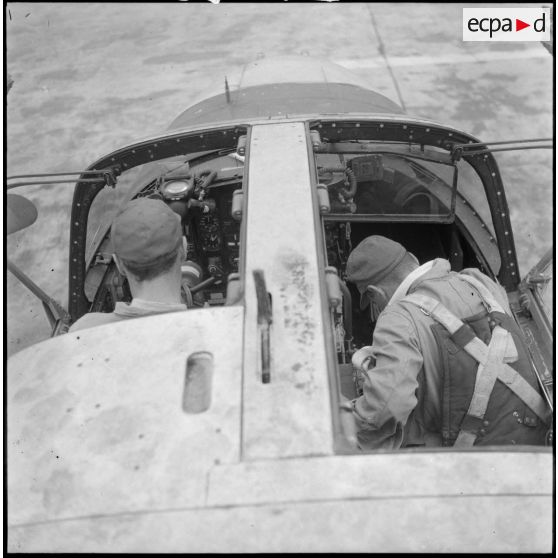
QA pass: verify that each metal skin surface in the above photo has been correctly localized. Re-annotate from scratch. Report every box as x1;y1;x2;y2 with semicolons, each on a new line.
7;57;553;552
241;123;333;459
169;55;404;129
7;304;552;551
8;308;244;526
8;497;552;553
7;441;553;552
168;83;404;130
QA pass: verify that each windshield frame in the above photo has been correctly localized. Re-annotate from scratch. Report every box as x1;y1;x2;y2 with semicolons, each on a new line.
311;118;519;289
68;124;247;321
69;115;520;321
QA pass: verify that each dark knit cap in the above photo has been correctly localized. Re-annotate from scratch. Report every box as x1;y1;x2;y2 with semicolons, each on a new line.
112;198;182;265
346;235;407;309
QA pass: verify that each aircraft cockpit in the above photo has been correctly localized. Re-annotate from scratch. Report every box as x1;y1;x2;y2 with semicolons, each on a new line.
309;121;509;400
78;128;247;321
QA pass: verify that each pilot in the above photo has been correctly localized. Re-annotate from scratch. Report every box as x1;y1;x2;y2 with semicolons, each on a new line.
70;198;188;331
345;235;549;450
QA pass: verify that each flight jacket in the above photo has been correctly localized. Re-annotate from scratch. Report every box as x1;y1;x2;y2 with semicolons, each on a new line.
353;258;519;450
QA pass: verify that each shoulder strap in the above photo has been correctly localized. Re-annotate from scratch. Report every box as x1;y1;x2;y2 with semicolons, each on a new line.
404;293;549;444
404;292;518;364
453;325;509;447
457;272;506;314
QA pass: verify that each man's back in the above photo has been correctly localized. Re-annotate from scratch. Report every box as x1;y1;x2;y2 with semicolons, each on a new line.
355;259;546;449
70;198;188;333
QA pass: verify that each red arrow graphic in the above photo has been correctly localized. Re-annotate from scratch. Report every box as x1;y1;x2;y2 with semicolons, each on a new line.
516;19;530;31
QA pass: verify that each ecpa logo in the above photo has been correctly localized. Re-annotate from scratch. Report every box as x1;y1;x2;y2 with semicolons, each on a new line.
463;7;551;41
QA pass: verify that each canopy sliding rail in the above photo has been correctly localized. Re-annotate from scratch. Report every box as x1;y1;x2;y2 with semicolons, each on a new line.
450;138;553;161
7;169;121;190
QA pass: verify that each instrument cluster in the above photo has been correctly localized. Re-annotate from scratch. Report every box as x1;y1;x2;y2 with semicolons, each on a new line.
185;183;241;305
154;155;244;306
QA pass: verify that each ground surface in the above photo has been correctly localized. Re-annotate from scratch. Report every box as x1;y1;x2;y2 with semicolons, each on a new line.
6;2;553;356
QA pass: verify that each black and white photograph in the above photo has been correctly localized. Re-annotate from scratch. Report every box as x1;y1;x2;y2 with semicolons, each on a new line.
6;2;554;552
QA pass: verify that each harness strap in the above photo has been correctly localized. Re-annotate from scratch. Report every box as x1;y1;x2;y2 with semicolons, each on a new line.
455;273;518;363
498;365;549;420
405;294;516;362
462;330;518;365
457;272;506;314
406;294;461;333
453;326;509;447
404;293;549;431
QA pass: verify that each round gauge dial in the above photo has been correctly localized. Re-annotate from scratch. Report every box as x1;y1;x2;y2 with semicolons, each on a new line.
160;179;194;200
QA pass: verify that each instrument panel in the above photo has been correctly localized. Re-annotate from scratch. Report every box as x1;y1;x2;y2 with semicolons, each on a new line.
198;213;222;251
187;183;241;304
193;184;240;269
88;162;243;312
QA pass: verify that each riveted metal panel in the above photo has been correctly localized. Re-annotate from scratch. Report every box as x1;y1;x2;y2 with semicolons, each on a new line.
8;307;243;525
242;122;334;459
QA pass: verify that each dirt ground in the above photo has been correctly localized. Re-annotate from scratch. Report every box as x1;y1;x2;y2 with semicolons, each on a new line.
6;2;553;356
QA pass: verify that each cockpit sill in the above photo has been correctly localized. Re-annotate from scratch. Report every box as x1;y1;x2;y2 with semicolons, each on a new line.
7;307;552;459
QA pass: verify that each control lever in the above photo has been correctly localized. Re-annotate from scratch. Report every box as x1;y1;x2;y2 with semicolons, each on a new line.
253;269;272;383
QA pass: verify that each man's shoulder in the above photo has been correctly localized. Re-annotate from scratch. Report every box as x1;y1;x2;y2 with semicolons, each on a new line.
458;268;511;312
377;302;422;332
417;263;502;297
70;311;123;332
459;267;498;288
408;265;511;315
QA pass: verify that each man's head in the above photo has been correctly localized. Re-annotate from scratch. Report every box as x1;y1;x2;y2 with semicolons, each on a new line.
112;198;184;282
345;235;419;318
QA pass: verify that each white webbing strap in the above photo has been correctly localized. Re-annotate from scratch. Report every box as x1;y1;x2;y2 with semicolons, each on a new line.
498;365;549;420
405;294;462;334
457;273;506;314
404;293;549;434
456;273;518;363
453;326;509;447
